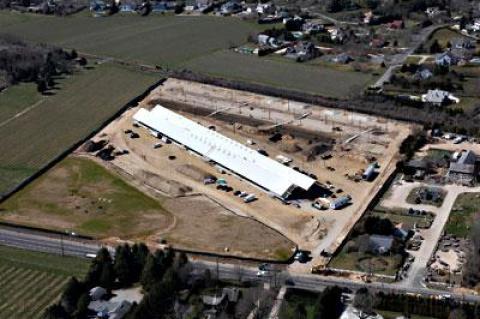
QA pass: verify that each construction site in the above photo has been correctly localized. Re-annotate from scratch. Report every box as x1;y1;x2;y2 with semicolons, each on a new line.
79;78;413;269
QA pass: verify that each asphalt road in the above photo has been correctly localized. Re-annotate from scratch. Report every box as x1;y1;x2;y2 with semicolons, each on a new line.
191;259;480;303
1;225;479;304
0;226;104;257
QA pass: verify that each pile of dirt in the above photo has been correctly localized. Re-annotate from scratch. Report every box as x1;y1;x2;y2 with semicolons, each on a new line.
140;170;192;197
176;164;213;182
279;141;302;153
302;217;329;242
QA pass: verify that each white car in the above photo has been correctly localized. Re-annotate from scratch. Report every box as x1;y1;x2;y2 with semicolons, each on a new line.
256;270;270;277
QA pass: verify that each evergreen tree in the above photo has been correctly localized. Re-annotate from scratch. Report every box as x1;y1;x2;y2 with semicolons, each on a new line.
72;293;90;319
314;286;344;319
132;243;149;281
114;244;134;287
42;304;69;319
60;277;83;314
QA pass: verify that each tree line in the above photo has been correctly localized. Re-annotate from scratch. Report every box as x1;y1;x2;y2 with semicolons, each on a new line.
0;34;86;93
42;243;190;319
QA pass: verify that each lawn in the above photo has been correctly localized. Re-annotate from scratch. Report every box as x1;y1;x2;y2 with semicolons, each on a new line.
0;62;159;196
329;248;403;276
184;50;375;98
422;27;468;52
371;210;433;229
0;156;173;238
445;192;480;238
0;245;89;319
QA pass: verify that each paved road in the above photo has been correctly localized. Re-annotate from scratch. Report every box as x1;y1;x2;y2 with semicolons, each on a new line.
191;259;480;303
0;226;105;257
2;225;479;303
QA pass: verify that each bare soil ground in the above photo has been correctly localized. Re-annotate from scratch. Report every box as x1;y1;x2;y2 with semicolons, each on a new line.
81;79;412;268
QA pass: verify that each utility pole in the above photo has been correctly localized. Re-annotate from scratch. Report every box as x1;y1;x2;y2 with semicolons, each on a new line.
60;233;64;257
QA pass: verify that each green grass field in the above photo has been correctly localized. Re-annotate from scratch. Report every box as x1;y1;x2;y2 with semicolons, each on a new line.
329;248;403;276
0;245;89;318
0;156;172;238
446;192;480;238
184;50;375;98
0;11;256;67
0;83;41;124
0;62;158;196
0;11;375;97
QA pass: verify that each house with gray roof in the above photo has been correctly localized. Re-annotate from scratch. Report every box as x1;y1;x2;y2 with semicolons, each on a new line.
421;89;459;106
435;51;459;66
448;150;478;184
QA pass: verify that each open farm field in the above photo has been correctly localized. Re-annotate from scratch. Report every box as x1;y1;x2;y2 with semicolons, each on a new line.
0;11;376;98
0;62;158;196
0;245;89;319
0;11;256;67
184;50;375;98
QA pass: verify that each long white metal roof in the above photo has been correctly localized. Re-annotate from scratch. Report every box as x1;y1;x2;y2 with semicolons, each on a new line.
133;105;315;197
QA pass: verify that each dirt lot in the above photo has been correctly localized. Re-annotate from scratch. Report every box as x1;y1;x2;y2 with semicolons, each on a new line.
83;79;412;268
0;156;295;260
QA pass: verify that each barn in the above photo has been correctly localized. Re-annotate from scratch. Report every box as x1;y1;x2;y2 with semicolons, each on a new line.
133;105;316;199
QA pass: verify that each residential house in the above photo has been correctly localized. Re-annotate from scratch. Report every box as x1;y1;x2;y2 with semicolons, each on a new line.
285;42;318;62
363;10;373;24
425;7;441;18
302;22;324;34
220;1;243;15
327;27;345;43
119;3;135;12
393;224;410;241
340;306;384;319
256;2;275;15
257;34;280;48
467;18;480;32
89;287;107;301
368;235;393;255
435;51;459;66
421;89;460;106
387;20;404;30
450;37;475;50
332;53;353;64
414;67;433;80
448;150;478;184
151;1;175;12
